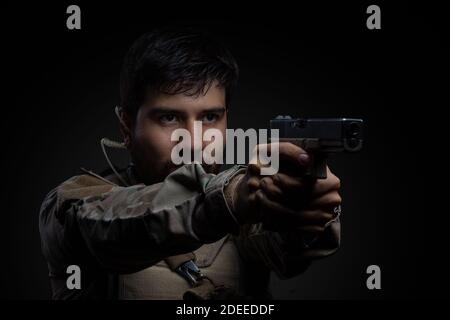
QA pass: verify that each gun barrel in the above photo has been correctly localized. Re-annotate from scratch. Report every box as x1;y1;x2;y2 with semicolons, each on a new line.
270;116;363;152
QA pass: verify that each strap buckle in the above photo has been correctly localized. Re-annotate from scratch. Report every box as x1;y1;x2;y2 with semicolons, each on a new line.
175;260;204;286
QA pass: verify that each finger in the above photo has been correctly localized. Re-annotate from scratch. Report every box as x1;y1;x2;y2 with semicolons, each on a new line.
308;191;342;210
251;142;310;169
247;176;261;191
247;163;261;175
278;142;309;166
300;209;334;224
271;173;314;208
271;172;313;193
263;219;327;233
311;167;341;197
294;225;326;233
259;177;283;202
256;190;333;230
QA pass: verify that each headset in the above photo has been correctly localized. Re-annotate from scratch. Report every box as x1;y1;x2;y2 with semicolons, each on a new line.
99;106;130;186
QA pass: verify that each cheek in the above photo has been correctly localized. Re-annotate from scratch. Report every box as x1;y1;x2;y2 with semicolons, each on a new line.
133;123;175;159
217;121;227;146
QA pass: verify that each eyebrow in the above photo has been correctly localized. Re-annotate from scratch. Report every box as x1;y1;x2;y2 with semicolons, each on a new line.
148;106;226;115
199;107;226;114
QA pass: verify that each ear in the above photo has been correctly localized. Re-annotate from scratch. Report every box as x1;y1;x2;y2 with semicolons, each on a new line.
117;108;133;149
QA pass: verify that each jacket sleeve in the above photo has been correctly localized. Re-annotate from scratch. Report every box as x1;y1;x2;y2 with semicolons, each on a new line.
233;209;341;279
39;164;243;274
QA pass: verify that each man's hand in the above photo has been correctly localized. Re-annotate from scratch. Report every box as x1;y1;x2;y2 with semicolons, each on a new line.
228;142;341;234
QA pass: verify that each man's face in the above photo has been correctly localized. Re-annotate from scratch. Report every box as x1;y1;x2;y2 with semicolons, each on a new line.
128;82;227;185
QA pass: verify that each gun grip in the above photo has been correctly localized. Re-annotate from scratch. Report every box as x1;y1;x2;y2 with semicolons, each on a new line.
308;154;328;179
273;138;328;179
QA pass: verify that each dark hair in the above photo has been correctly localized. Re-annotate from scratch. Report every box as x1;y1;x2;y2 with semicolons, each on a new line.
120;27;239;120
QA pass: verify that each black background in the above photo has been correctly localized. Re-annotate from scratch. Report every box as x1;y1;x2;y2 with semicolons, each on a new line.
2;1;448;300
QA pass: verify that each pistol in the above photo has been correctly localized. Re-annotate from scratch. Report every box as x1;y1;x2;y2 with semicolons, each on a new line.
270;116;363;179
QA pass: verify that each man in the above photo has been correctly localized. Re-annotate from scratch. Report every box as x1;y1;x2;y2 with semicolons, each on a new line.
39;27;342;299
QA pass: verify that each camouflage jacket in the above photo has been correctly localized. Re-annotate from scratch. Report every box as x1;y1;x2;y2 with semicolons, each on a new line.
39;164;340;299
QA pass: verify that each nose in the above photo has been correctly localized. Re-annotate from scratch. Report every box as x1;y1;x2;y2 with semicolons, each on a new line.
185;119;203;162
185;120;197;149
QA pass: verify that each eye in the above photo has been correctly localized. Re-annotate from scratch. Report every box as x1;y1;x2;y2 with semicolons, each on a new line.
159;114;179;124
202;113;219;124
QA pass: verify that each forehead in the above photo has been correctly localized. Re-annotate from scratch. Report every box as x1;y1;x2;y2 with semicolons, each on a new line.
143;83;226;114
